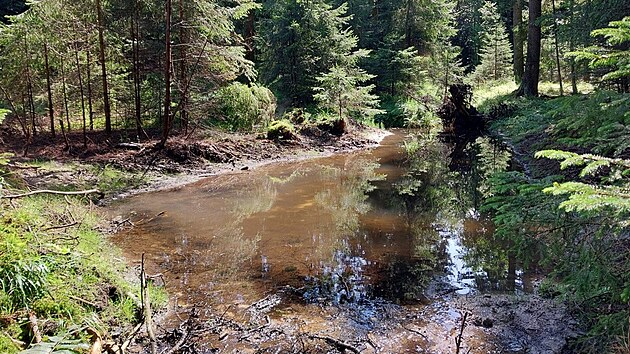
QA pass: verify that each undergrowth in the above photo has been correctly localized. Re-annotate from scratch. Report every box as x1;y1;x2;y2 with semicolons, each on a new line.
479;86;630;352
0;187;166;352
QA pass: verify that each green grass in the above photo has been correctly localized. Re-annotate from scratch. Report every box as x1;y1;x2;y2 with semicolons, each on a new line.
0;193;160;350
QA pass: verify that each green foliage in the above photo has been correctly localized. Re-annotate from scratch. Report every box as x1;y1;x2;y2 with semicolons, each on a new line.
0;195;155;349
480;172;562;267
428;4;465;98
213;82;276;132
536;150;630;218
548;91;630;156
487;91;630;158
21;334;90;354
569;16;630;83
469;1;513;84
0;108;8;125
397;99;442;133
258;0;357;104
266;119;295;140
485;88;630;351
0;259;49;311
313;48;383;122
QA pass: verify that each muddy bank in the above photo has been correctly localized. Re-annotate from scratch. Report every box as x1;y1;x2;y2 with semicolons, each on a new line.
3;126;386;201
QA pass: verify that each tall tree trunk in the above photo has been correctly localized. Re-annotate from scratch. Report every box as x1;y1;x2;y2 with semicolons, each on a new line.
551;0;563;96
74;42;87;148
96;0;112;134
568;0;578;94
405;0;412;48
132;0;144;140
44;43;55;138
86;40;95;131
60;55;71;131
178;0;188;133
23;35;36;137
516;0;542;97
512;0;524;83
160;0;172;147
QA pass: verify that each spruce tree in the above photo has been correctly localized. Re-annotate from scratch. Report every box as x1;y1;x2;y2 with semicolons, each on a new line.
472;1;513;83
314;47;382;123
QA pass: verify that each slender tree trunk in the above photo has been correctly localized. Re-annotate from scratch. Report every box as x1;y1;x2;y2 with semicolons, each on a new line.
96;0;112;134
160;0;172;147
405;0;412;48
0;85;27;137
86;41;95;131
512;0;524;83
74;42;87;148
551;0;563;96
568;0;578;94
60;55;71;131
494;41;498;80
132;0;144;140
516;0;542;97
23;35;36;137
44;43;55;138
178;0;188;133
244;11;255;62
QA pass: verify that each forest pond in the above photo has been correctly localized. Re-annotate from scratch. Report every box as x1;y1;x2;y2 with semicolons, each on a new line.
110;131;574;353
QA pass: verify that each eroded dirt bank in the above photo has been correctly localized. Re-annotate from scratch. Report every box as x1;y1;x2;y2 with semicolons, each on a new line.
2;126;385;201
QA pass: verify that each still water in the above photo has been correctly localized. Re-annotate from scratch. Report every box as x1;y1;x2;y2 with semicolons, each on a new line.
111;130;531;343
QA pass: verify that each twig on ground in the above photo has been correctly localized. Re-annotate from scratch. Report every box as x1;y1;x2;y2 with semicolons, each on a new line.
120;321;144;353
28;312;42;344
160;324;189;354
402;324;428;339
43;221;80;231
69;295;101;310
309;334;361;354
2;331;26;348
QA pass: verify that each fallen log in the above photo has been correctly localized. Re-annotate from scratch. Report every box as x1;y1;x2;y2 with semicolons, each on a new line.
1;189;104;200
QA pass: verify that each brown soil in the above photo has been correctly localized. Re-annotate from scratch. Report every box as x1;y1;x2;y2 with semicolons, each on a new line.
1;125;384;199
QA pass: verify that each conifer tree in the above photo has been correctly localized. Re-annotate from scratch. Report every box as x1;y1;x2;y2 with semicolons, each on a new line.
314;47;382;123
471;1;513;83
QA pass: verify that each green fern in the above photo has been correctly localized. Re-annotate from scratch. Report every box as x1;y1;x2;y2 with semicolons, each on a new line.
536;150;630;222
20;335;90;354
568;16;630;82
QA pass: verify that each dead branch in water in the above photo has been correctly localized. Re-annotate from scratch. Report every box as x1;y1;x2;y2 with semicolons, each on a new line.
455;311;470;354
309;334;361;354
1;189;104;200
141;253;158;354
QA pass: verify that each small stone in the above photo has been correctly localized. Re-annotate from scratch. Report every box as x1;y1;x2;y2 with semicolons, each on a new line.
482;318;493;328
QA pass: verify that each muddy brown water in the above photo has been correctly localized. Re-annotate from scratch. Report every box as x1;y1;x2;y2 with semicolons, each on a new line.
110;130;555;353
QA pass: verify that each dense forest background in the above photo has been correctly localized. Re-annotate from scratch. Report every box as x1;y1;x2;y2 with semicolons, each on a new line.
0;0;628;144
1;0;630;353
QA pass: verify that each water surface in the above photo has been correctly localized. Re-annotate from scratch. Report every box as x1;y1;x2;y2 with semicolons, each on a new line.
111;130;529;320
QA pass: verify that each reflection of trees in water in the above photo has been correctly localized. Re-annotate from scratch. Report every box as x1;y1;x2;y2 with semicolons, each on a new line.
385;133;517;296
304;157;384;303
314;158;384;247
460;219;518;292
186;177;280;280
